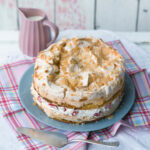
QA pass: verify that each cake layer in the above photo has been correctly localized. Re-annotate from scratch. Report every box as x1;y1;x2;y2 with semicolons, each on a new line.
31;85;123;123
32;83;124;109
33;37;125;108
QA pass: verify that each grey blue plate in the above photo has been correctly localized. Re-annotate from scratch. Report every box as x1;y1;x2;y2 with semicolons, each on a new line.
18;64;135;131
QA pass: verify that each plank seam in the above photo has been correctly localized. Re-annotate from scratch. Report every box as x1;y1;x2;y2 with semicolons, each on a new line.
54;0;56;24
136;0;140;31
16;0;20;30
94;0;97;29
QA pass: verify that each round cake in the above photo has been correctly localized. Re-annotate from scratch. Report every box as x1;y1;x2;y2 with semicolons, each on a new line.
31;37;125;124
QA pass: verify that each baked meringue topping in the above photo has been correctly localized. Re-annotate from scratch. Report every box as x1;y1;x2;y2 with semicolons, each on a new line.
33;37;125;108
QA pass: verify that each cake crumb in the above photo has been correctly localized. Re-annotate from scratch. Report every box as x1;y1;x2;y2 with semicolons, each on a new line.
33;102;37;106
107;114;114;119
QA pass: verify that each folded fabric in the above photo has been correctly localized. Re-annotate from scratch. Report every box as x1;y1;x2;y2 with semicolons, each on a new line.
0;40;150;150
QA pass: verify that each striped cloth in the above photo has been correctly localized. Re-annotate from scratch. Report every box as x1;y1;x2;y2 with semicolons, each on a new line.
0;40;150;150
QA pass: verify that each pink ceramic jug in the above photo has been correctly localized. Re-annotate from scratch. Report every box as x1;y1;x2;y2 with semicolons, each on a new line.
18;7;59;57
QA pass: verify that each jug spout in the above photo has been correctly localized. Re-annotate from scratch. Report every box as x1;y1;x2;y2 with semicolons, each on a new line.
18;7;46;20
18;7;29;18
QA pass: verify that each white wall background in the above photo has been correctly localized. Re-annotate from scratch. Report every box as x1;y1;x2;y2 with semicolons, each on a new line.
0;0;150;31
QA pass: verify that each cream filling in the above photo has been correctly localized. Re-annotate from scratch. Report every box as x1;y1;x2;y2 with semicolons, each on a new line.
31;85;123;121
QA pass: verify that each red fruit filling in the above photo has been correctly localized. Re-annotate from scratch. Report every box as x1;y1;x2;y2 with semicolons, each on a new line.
72;111;78;116
94;111;101;117
48;103;58;109
37;96;41;102
49;103;55;107
107;103;111;109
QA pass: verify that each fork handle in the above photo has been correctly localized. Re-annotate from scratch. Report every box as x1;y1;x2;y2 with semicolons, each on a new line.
69;139;119;147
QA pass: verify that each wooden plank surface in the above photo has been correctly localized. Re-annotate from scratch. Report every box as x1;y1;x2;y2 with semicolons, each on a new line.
138;0;150;31
0;0;150;31
18;0;54;24
0;0;17;30
96;0;138;31
55;0;95;30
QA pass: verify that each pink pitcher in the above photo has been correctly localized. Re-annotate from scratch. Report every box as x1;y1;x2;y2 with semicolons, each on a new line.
18;7;59;57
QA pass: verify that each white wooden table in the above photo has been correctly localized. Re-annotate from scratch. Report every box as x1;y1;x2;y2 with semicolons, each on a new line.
1;31;150;58
0;30;150;150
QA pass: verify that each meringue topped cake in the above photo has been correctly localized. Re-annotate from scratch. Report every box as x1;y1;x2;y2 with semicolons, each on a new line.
31;37;125;124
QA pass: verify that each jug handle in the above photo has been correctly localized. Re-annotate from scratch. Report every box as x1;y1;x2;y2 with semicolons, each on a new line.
43;20;59;47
